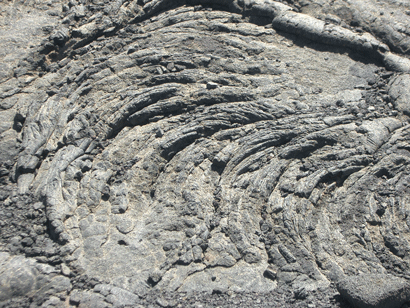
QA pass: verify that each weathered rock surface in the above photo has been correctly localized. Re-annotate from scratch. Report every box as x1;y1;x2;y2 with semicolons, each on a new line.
1;0;410;307
0;252;71;306
337;274;410;308
389;74;410;115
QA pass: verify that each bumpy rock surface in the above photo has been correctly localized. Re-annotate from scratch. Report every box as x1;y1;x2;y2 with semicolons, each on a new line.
337;274;410;308
1;0;410;307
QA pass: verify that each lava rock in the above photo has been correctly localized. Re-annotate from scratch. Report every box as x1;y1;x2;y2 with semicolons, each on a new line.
337;274;410;308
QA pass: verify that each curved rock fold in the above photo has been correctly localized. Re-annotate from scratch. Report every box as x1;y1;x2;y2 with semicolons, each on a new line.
1;0;410;307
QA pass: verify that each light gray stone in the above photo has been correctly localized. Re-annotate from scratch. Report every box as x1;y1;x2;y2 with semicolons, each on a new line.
337;274;410;308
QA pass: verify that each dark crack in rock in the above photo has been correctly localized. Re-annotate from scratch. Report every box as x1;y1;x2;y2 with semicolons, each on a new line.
1;0;410;307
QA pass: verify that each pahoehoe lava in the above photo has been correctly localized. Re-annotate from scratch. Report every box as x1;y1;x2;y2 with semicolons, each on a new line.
1;0;410;307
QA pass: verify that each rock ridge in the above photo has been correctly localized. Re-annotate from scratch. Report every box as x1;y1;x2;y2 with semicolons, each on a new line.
1;0;410;307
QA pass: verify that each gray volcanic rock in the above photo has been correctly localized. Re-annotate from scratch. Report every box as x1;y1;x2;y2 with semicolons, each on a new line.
0;252;71;303
295;0;410;56
389;74;410;115
1;0;410;307
337;274;410;308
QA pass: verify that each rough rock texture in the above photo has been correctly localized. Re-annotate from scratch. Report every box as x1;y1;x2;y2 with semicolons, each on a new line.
1;0;410;307
337;274;410;308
